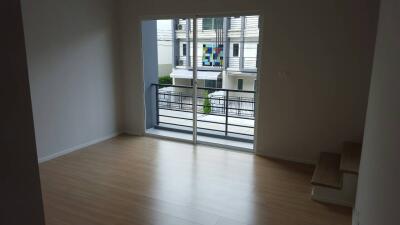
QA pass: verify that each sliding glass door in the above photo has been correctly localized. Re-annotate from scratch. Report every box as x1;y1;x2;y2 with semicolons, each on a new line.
148;14;260;150
193;16;258;147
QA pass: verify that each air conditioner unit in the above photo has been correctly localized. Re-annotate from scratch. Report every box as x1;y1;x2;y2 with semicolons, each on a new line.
177;24;183;30
178;60;184;66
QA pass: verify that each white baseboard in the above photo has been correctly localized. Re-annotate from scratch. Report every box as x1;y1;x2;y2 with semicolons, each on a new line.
123;129;145;136
255;151;316;165
38;132;121;163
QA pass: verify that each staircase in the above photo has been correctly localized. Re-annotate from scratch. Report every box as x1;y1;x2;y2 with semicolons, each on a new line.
311;142;362;207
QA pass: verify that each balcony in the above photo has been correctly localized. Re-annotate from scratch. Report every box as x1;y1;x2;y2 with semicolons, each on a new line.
152;84;255;146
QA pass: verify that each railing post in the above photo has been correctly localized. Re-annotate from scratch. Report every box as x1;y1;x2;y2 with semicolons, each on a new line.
225;90;229;137
155;85;159;126
179;92;182;110
238;96;241;116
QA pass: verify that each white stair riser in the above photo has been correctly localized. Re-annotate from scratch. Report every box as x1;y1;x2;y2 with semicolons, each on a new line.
311;173;358;207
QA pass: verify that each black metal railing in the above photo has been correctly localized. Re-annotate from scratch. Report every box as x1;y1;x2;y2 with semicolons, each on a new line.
152;84;256;142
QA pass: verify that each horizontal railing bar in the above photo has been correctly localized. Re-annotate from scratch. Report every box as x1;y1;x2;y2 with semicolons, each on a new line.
158;93;255;103
159;93;193;98
195;96;255;102
159;107;255;119
159;122;193;128
158;100;193;106
203;99;255;104
198;120;255;128
159;94;255;104
225;131;254;136
159;114;193;121
159;107;192;113
196;105;255;112
197;87;255;93
158;92;255;101
159;114;254;128
154;84;193;89
155;125;254;143
197;127;254;137
196;104;254;111
159;122;254;136
153;83;256;94
195;111;255;119
159;122;227;134
159;101;255;112
226;124;254;129
225;107;255;112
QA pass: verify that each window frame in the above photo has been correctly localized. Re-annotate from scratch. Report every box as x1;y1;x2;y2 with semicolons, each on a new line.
237;78;244;90
202;18;214;30
233;43;239;57
182;43;187;56
202;18;223;30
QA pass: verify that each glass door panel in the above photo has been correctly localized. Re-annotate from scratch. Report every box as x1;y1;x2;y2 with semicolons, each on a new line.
194;15;259;149
150;18;195;141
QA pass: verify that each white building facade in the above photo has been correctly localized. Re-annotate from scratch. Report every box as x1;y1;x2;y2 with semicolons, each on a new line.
170;16;260;95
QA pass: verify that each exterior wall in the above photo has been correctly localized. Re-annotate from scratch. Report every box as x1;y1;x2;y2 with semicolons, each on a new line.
228;40;241;70
243;41;258;70
230;17;242;30
172;78;208;96
224;75;256;91
158;64;173;77
174;77;192;86
244;15;259;37
176;16;259;72
174;78;206;88
157;19;173;67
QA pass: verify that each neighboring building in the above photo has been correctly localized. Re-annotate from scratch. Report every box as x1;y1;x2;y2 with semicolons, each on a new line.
170;16;260;96
157;20;173;77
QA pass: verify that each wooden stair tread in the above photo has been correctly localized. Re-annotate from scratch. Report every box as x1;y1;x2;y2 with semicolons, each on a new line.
340;142;362;174
312;152;342;189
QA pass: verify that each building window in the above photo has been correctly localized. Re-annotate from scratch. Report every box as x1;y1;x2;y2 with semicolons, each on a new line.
182;44;187;56
202;18;223;30
217;78;222;88
237;79;243;90
214;18;223;29
202;18;213;30
205;80;217;88
233;44;239;57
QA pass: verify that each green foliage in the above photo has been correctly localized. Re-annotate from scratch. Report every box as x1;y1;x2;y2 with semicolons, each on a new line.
203;91;212;114
159;75;172;85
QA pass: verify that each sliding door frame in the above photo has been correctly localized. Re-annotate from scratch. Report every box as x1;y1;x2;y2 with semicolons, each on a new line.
192;17;198;144
139;11;264;153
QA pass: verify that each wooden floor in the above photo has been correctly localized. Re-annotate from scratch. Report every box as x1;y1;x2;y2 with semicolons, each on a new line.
39;135;352;225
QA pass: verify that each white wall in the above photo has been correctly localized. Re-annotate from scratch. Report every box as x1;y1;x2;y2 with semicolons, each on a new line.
21;0;122;160
223;75;256;92
119;0;379;163
353;0;400;224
